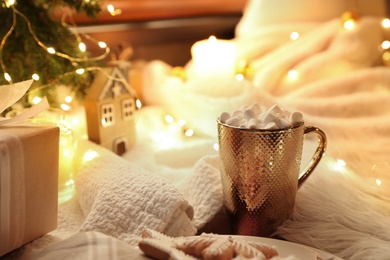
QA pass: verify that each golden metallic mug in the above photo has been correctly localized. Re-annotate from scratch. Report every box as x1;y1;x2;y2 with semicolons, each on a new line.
217;120;327;237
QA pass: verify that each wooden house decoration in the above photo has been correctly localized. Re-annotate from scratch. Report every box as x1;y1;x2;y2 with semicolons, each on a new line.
84;61;137;156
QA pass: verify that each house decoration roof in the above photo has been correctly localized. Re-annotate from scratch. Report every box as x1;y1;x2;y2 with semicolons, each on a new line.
85;62;135;101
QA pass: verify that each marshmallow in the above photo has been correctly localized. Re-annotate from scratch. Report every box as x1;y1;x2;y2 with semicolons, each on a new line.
219;112;230;123
233;110;244;117
226;116;241;126
290;111;303;125
248;103;261;114
248;118;259;129
239;104;249;111
243;108;256;120
219;103;304;130
264;122;278;130
268;104;284;117
276;118;292;129
262;110;279;125
239;123;247;128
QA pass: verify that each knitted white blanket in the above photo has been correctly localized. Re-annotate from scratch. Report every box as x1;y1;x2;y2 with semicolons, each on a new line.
75;149;196;246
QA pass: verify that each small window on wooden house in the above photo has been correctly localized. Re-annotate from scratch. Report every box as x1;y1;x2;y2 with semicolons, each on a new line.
122;98;135;121
101;104;115;127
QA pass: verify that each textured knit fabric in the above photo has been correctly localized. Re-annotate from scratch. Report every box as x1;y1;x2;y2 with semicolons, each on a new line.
75;155;196;246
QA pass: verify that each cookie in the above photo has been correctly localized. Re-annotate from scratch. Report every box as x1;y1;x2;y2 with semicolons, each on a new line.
138;228;279;260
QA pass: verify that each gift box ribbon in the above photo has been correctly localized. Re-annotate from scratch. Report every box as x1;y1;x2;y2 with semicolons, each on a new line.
0;97;49;126
0;133;25;253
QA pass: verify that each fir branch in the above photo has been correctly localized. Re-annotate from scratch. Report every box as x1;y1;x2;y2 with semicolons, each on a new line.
0;0;104;110
35;0;102;18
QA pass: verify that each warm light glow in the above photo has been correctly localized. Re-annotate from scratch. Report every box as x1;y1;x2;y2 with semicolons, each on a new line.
107;4;115;13
343;20;356;30
209;35;217;42
288;70;299;80
5;0;15;7
32;73;40;81
213;143;219;151
341;11;358;31
47;47;56;54
136;99;142;109
79;42;86;52
371;161;389;187
83;150;99;162
382;40;390;50
235;59;252;80
107;4;122;16
165;115;174;124
171;66;186;81
71;116;80;126
63;148;70;157
235;73;245;81
32;96;42;104
76;68;85;74
184;129;194;137
191;35;237;77
382;18;390;28
178;119;186;127
58;126;74;202
61;103;71;111
4;73;11;82
98;41;107;48
151;131;180;150
337;159;346;166
65;179;75;186
383;52;390;64
65;96;73;103
334;159;347;171
290;32;300;40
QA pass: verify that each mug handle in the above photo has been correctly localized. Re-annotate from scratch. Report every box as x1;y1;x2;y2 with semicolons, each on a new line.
298;126;327;188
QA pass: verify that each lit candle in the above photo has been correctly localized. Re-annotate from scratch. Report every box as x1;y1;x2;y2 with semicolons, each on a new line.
190;36;237;78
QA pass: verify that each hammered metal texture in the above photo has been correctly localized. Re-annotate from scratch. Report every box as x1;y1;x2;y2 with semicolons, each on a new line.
218;122;305;237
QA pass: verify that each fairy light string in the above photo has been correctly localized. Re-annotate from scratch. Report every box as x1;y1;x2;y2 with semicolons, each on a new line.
0;0;144;113
0;1;16;82
59;11;111;62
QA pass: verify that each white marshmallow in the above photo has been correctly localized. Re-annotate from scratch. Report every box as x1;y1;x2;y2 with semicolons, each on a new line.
239;123;247;128
276;118;292;129
243;108;256;120
248;103;261;114
290;111;303;125
239;104;249;111
219;112;231;123
247;118;258;129
259;105;268;114
219;103;304;130
268;104;284;117
226;116;241;126
262;110;280;125
264;122;278;130
248;118;258;125
233;110;244;118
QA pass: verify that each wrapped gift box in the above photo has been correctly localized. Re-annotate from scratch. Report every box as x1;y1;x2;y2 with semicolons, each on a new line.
0;124;59;256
